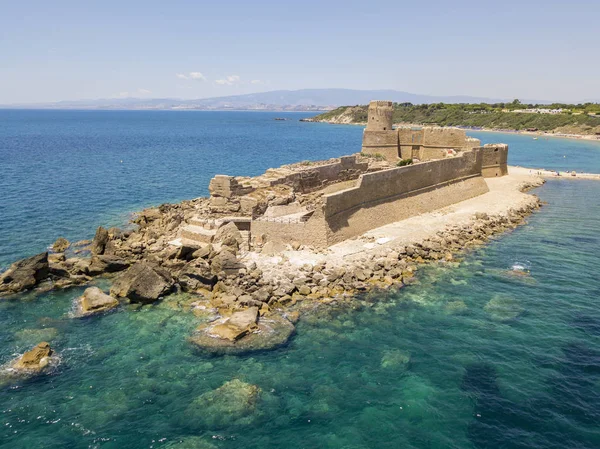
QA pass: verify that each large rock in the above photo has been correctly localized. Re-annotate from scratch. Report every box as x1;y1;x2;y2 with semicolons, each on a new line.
190;311;295;354
90;226;109;255
177;260;218;292
213;222;243;248
76;287;119;317
0;252;49;295
184;379;261;428
87;255;130;276
0;342;58;383
210;249;244;276
52;237;70;253
210;307;259;341
110;262;174;303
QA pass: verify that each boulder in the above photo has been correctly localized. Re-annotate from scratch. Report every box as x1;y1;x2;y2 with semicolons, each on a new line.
52;237;70;253
190;312;295;354
210;249;244;276
177;260;218;292
213;222;244;248
6;342;57;377
110;262;174;303
87;255;130;276
210;307;259;341
184;379;261;428
76;287;119;317
0;252;49;295
90;226;109;255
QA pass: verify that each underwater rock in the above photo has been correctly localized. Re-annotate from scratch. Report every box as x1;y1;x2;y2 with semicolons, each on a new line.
381;349;411;370
110;262;174;303
444;300;468;315
190;311;295;354
164;437;217;449
0;252;49;296
184;379;261;428
52;237;70;253
484;294;524;322
14;327;59;346
75;286;119;317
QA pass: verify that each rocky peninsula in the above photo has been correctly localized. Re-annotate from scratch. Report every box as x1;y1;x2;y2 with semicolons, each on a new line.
0;110;547;369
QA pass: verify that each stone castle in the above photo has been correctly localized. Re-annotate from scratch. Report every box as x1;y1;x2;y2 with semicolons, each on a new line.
178;100;509;250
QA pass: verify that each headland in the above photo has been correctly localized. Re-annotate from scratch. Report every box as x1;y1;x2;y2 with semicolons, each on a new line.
0;100;546;367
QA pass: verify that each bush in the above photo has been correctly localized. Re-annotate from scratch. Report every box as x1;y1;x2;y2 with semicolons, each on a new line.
397;158;413;167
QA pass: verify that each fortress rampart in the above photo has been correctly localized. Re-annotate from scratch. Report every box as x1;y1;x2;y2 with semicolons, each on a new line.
481;144;509;177
182;99;510;250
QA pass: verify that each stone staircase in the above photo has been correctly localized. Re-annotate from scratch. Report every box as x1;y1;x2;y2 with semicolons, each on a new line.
179;216;252;247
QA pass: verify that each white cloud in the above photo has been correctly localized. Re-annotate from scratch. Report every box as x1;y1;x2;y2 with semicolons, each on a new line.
176;72;206;81
215;75;241;86
250;79;262;84
137;88;151;94
189;72;206;81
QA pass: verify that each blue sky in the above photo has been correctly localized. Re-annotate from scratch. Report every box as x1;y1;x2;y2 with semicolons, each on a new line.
1;0;598;103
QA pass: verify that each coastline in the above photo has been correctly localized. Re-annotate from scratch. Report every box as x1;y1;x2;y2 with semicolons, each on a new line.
305;118;600;144
1;162;546;354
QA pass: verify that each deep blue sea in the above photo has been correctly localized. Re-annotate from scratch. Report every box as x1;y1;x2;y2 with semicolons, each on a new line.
1;110;600;449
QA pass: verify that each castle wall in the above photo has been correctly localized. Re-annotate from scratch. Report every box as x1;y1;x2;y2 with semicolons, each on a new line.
320;148;489;245
252;149;491;248
481;144;509;177
397;127;482;161
361;130;399;160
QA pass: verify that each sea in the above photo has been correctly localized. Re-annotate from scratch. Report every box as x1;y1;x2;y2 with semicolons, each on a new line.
0;110;599;449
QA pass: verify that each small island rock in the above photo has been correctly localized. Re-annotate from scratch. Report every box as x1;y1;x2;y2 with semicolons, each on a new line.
52;237;70;253
0;252;49;296
76;287;119;317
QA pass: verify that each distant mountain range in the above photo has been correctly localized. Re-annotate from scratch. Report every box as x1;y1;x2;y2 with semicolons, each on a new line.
2;88;553;111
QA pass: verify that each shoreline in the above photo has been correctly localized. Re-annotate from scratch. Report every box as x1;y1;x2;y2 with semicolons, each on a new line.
0;163;546;354
306;118;600;144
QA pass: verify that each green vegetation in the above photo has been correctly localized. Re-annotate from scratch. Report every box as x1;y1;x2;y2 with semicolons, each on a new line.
397;158;413;167
315;100;600;134
360;152;386;161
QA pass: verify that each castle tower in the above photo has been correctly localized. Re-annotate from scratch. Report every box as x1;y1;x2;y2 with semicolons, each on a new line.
361;100;398;160
366;100;393;131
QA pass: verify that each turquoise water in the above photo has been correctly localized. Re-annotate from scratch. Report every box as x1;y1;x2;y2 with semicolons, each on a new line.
1;111;600;448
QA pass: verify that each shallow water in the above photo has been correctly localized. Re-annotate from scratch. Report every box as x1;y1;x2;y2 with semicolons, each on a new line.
1;180;599;448
1;111;600;448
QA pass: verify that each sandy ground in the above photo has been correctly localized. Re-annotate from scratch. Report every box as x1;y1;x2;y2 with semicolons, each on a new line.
510;165;600;180
247;167;545;279
472;128;600;143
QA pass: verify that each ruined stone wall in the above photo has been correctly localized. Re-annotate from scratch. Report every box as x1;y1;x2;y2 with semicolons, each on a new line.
251;209;329;249
321;149;488;245
264;155;369;193
398;126;482;161
481;144;509;177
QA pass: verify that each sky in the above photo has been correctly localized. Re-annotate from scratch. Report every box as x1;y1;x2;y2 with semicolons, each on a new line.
1;0;599;104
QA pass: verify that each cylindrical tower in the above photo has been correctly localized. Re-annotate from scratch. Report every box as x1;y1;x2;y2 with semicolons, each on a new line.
366;100;393;131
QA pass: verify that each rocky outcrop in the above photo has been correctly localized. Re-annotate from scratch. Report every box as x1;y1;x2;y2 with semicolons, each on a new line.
87;255;130;276
0;342;58;385
177;260;218;292
52;237;70;253
0;252;49;296
184;379;261;428
110;262;174;303
90;226;109;255
190;310;295;354
213;222;244;249
75;287;119;317
210;249;244;276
